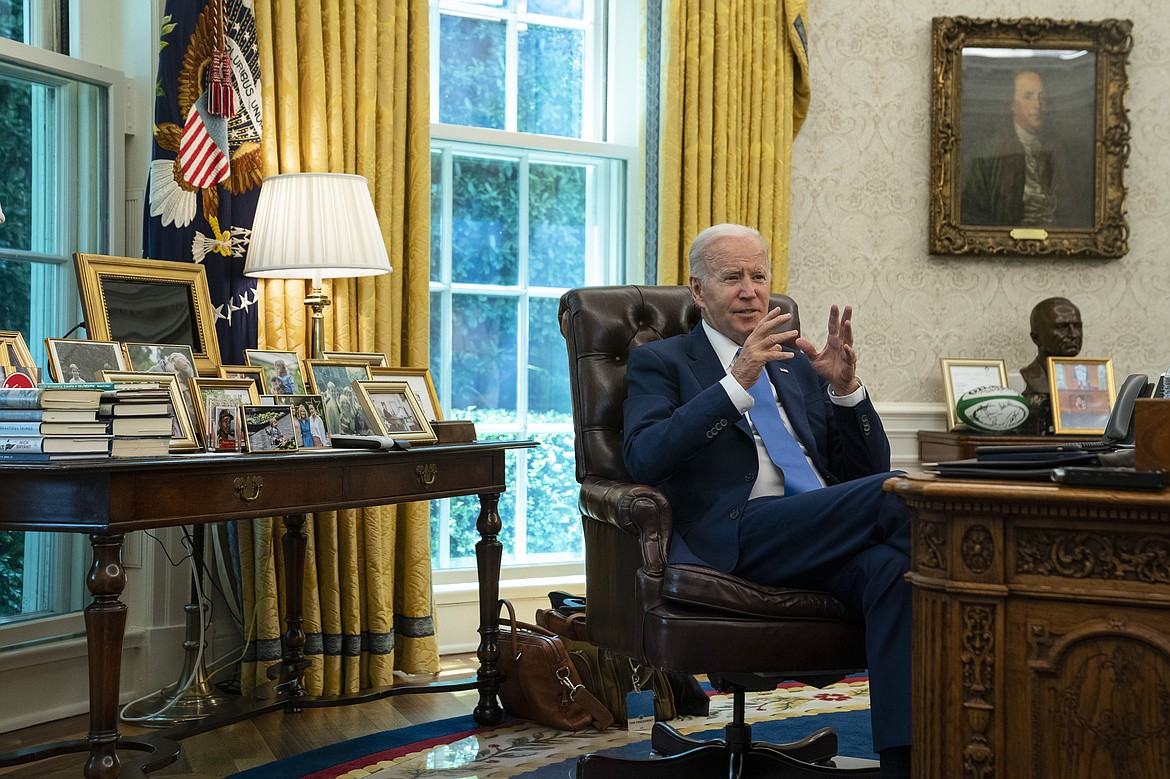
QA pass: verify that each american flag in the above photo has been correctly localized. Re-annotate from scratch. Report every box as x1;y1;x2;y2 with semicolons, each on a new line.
144;0;263;364
180;94;229;189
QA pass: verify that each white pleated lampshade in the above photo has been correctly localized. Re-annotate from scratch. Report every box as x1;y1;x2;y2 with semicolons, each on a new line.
244;173;392;281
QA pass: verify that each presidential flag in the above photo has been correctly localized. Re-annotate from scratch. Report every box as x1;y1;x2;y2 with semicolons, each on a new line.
144;0;262;364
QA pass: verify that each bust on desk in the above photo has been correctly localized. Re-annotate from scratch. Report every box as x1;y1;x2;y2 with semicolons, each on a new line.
1019;296;1082;435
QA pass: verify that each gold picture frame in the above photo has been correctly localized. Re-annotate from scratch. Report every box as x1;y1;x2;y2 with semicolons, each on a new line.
189;377;261;449
369;366;443;421
929;17;1132;258
218;364;267;397
0;330;36;369
321;350;388;367
73;253;223;375
352;379;437;444
939;358;1009;431
100;370;201;452
45;339;127;383
1047;356;1115;435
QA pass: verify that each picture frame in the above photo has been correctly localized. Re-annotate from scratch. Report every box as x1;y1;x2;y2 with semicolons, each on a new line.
244;349;308;395
45;339;127;383
122;343;201;426
263;393;332;448
100;370;201;452
369;366;443;421
939;358;1009;431
352;379;437;444
209;404;243;452
241;404;299;453
929;17;1132;258
304;360;374;435
1047;356;1116;435
189;377;261;450
0;330;36;369
322;350;389;367
218;364;267;397
73;254;223;374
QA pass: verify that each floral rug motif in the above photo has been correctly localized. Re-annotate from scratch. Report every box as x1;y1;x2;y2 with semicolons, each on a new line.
231;677;872;779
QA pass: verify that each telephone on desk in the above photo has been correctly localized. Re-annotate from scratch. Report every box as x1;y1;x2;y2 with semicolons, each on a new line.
930;374;1170;490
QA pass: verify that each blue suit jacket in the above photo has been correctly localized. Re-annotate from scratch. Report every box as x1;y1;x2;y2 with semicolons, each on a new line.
622;324;891;571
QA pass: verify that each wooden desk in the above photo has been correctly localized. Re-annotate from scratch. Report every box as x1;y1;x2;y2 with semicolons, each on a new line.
886;475;1170;778
0;441;535;778
916;430;1093;463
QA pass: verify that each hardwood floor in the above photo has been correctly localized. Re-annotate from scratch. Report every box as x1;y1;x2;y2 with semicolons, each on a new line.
0;654;481;778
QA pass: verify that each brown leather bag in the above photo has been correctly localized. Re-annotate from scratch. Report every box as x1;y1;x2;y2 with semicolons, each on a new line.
496;599;614;731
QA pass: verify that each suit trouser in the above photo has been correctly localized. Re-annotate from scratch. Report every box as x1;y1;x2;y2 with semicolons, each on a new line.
730;471;911;752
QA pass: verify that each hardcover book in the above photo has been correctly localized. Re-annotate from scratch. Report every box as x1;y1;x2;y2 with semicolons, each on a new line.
0;435;112;455
0;408;99;423
0;420;109;436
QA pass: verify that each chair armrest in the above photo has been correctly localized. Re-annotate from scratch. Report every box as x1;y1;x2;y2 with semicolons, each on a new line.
579;477;672;573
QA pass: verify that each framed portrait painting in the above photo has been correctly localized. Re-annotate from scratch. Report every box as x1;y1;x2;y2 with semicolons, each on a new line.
1047;356;1115;435
939;358;1008;431
45;339;127;383
73;254;223;374
929;17;1132;258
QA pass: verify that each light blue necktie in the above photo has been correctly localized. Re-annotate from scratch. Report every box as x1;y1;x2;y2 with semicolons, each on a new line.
746;369;822;496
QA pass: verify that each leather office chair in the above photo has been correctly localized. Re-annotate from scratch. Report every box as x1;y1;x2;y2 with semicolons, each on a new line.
558;285;880;778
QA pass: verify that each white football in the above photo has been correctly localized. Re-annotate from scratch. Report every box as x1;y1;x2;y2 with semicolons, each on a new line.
955;386;1029;433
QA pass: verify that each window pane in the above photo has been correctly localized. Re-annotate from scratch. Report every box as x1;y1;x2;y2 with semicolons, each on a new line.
525;431;581;556
430;151;443;282
0;530;22;618
527;0;585;21
451;155;519;285
527;296;570;414
431;445;518;568
529;161;586;287
450;294;518;418
439;14;505;130
0;74;35;251
0;1;21;42
518;24;583;138
0;261;32;332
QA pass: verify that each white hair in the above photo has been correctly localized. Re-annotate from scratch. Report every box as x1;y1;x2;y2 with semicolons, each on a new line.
688;223;768;281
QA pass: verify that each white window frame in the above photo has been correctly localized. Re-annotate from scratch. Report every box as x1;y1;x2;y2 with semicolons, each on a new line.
0;35;123;645
428;0;644;591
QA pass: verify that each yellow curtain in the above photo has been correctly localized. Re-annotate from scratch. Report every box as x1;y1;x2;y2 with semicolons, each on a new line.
238;0;438;695
658;0;810;290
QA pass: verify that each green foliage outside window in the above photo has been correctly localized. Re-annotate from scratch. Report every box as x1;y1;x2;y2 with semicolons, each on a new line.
0;531;22;617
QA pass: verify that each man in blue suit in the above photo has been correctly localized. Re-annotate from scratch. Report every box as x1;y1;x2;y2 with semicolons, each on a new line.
623;223;911;779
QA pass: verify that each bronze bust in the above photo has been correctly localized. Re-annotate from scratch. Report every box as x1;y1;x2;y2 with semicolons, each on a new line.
1020;297;1082;434
1020;297;1083;396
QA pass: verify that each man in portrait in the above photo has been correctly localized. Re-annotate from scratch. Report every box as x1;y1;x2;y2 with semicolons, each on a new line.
961;68;1092;228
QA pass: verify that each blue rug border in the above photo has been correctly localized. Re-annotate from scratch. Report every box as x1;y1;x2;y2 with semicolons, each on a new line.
227;713;485;779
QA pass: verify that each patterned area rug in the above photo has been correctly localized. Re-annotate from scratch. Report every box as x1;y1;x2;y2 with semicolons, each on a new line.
229;677;872;778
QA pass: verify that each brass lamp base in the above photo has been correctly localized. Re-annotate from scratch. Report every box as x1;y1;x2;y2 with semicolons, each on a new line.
120;601;228;727
305;286;331;360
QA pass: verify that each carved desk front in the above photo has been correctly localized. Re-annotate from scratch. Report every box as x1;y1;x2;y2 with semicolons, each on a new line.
886;475;1170;779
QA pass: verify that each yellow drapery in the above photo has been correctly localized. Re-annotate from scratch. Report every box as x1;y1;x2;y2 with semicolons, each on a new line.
238;0;438;694
658;0;810;289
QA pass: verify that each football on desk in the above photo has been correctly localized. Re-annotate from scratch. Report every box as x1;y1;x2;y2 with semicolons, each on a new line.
955;385;1030;433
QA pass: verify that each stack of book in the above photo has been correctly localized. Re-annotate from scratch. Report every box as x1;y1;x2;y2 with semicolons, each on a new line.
0;383;113;462
100;383;175;458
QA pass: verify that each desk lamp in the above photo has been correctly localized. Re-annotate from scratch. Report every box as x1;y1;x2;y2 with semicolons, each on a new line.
244;173;392;358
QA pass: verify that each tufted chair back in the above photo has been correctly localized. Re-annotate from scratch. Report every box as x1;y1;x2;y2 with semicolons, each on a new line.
558;285;866;677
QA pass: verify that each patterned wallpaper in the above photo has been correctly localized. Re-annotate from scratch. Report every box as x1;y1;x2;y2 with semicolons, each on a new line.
789;0;1170;404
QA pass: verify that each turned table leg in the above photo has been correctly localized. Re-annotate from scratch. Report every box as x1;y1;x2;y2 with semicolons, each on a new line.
84;532;128;779
277;513;310;711
472;492;503;726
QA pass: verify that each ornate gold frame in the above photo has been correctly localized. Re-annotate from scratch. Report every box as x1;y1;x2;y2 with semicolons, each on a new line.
74;254;222;375
352;379;437;444
929;17;1132;258
1047;356;1115;435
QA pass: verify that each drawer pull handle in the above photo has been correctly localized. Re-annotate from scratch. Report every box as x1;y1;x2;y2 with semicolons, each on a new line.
416;463;438;487
234;475;264;503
